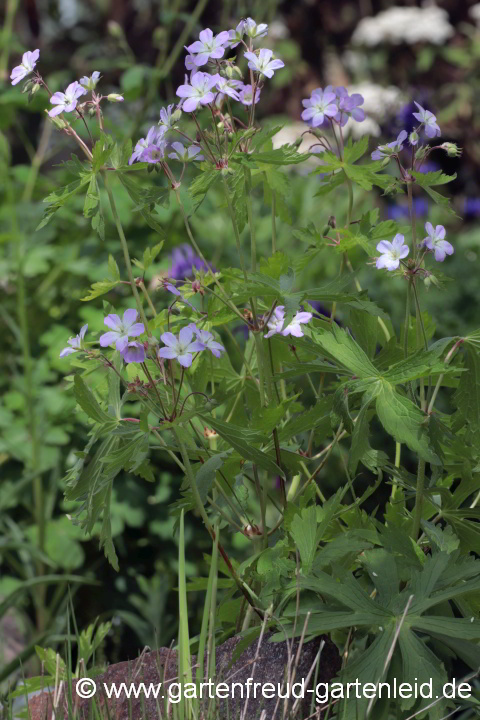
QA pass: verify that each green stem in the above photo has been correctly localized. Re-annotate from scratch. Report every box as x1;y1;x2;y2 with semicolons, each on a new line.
404;280;412;360
271;191;277;254
411;459;426;541
173;429;262;617
253;333;266;408
102;172;149;332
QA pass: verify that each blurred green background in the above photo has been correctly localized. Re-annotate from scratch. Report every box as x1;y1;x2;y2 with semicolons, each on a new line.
1;0;480;691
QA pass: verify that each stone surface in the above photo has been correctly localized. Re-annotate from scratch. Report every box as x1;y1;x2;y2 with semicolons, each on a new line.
28;632;340;720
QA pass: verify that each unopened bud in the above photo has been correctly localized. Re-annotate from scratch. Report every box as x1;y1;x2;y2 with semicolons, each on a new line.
107;20;124;39
46;111;67;129
22;80;33;94
171;108;182;123
415;146;428;161
232;65;243;80
88;106;96;117
225;64;234;78
409;131;419;146
441;142;462;158
107;93;124;102
217;121;225;131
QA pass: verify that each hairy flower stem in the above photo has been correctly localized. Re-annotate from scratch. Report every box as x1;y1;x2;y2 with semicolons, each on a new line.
102;171;149;332
427;339;463;414
271;191;277;254
173;428;263;618
411;459;426;541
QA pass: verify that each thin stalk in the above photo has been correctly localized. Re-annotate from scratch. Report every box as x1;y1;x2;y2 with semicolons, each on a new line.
102;172;149;332
411;459;426;541
173;429;263;618
271;191;277;254
140;281;157;317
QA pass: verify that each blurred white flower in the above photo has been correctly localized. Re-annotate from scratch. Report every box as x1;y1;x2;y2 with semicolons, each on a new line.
469;3;480;26
352;5;454;46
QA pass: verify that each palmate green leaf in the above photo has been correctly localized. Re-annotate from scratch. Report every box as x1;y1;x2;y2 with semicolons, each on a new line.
83;174;105;240
375;383;439;464
315;324;378;379
198;414;285;478
454;343;480;436
194;452;229;503
382;344;458;384
36;174;92;230
240;145;309;166
73;375;112;425
81;279;120;301
116;172;168;235
100;483;119;571
277;397;333;443
421;519;460;554
188;167;218;211
441;508;480;554
92;137;114;173
343;135;370;164
290;506;317;574
313;171;345;197
348;402;387;475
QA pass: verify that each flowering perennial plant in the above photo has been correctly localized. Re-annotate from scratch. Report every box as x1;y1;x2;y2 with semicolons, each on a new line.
12;21;480;720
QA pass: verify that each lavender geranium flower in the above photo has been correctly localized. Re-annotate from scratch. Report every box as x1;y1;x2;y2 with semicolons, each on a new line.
10;49;40;85
244;18;268;40
412;102;441;138
371;130;408;160
48;81;87;117
158;104;180;131
228;20;246;48
79;71;101;91
100;309;144;352
168;142;204;162
60;324;88;358
158;326;205;368
129;126;163;165
214;76;241;101
301;88;338;127
333;88;365;126
238;84;260;106
142;136;167;164
186;28;230;67
244;49;284;79
121;341;146;364
164;280;198;311
185;54;199;75
264;306;312;339
176;72;218;112
375;235;409;271
423;222;453;261
190;325;225;358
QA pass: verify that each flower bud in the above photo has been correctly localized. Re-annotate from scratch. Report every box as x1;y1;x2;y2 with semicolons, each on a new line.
409;131;419;146
107;93;124;102
225;64;234;78
171;108;182;123
107;20;124;38
46;110;67;129
22;80;33;94
88;106;97;117
441;142;462;158
415;146;428;161
231;65;243;79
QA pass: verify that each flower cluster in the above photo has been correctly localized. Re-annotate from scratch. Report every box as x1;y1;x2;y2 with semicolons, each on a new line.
301;85;365;129
264;307;312;339
127;17;285;164
158;324;225;368
371;102;441;160
375;223;454;272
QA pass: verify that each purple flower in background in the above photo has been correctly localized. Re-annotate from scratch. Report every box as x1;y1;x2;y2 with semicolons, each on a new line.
158;326;205;367
244;49;284;78
264;306;312;339
129;126;162;165
60;324;88;358
186;28;230;67
214;76;242;101
464;197;480;218
100;309;144;352
10;49;40;85
80;71;101;91
371;130;407;160
412;102;441;138
170;244;211;279
375;235;409;271
176;72;218;112
48;81;87;117
301;88;338;127
190;325;225;357
121;341;146;364
418;160;440;174
168;141;204;162
238;84;260;106
387;197;428;220
423;223;453;261
244;18;268;40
